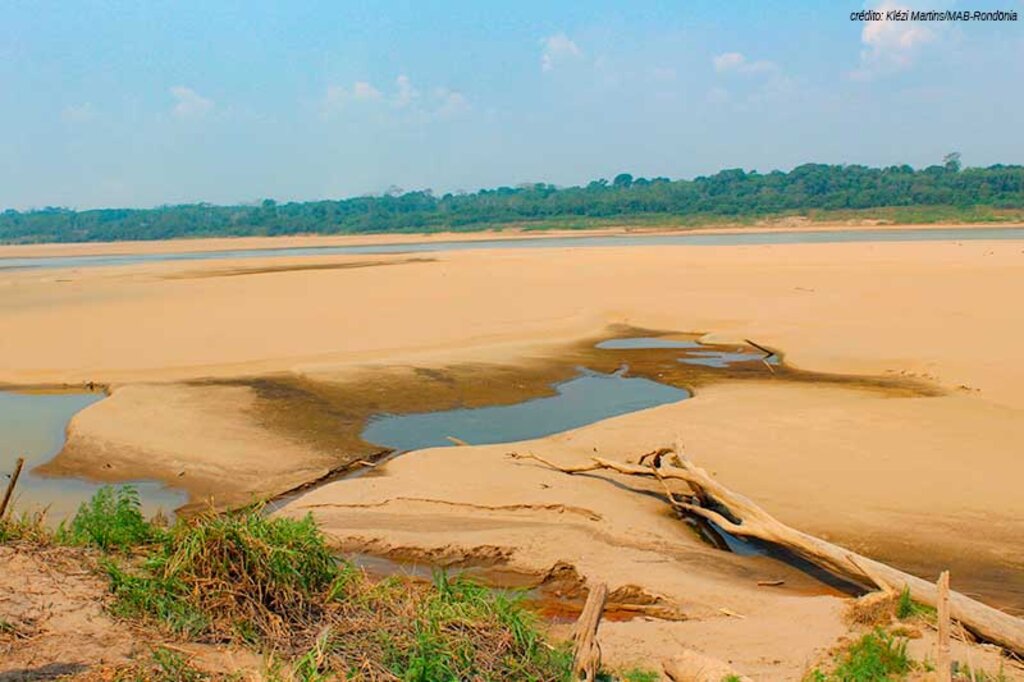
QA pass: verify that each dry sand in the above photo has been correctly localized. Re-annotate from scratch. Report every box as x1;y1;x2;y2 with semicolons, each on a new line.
1;240;1022;397
2;234;1022;678
36;383;346;510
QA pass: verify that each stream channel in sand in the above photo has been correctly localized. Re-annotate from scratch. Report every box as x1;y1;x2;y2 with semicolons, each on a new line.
0;339;772;522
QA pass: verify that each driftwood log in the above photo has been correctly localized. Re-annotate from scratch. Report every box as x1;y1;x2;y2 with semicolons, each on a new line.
511;446;1024;656
571;582;608;682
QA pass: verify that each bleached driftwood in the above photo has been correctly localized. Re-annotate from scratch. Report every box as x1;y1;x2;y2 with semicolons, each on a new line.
510;447;1024;656
571;582;608;682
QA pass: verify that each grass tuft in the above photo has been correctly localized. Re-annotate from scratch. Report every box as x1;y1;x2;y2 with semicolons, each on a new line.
953;662;1010;682
105;505;337;643
58;485;156;551
808;628;913;681
100;646;214;682
0;509;53;544
895;586;936;622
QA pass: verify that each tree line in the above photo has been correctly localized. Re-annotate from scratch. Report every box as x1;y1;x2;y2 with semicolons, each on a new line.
2;160;1022;244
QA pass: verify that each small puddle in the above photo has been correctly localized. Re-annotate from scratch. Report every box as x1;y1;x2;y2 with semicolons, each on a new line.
0;390;187;522
594;336;779;368
594;337;702;350
362;368;690;452
360;334;784;453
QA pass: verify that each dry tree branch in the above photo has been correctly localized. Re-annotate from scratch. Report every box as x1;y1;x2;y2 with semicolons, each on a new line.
508;446;1024;655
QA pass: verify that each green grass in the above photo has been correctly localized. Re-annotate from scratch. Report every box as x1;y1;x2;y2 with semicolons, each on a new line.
895;586;937;622
0;617;18;637
48;485;573;680
103;503;338;643
808;629;913;681
57;485;156;551
263;569;572;681
108;646;214;682
365;570;572;681
954;663;1010;682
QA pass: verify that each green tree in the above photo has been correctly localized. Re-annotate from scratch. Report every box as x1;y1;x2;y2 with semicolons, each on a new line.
613;173;634;188
944;152;962;172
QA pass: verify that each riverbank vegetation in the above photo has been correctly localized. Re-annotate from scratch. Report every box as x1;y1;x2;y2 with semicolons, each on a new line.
3;484;1019;680
1;486;578;681
2;162;1023;243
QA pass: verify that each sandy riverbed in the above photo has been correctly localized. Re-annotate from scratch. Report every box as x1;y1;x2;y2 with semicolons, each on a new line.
1;233;1022;678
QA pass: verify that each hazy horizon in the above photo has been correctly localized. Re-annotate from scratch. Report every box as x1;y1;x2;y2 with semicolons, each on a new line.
3;0;1022;211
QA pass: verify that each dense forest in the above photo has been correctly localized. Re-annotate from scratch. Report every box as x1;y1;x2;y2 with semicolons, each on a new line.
2;160;1023;244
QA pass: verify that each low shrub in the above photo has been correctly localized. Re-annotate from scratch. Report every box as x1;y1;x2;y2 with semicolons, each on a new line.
808;628;913;681
106;506;337;643
59;485;155;551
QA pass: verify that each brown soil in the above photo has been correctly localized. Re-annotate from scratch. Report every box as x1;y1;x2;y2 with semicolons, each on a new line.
0;543;260;680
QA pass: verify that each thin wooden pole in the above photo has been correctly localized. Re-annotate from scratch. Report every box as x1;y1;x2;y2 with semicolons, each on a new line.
937;570;952;682
1;457;26;519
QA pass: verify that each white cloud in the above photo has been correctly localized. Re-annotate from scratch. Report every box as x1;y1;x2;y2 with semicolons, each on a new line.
323;81;383;113
851;3;936;79
713;52;745;72
434;88;469;117
322;76;467;119
61;103;96;122
713;52;778;75
170;86;214;119
352;81;382;101
541;33;582;72
394;75;419;108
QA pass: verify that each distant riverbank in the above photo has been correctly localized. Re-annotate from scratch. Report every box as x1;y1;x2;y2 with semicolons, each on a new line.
1;221;1022;270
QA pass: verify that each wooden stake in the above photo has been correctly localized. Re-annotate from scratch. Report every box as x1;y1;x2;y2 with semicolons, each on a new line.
571;582;608;682
1;457;25;519
937;570;952;682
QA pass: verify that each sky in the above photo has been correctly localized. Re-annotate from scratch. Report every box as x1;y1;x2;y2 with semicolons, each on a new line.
1;0;1022;210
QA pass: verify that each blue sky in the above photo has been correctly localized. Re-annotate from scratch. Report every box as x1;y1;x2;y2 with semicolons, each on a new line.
1;0;1022;209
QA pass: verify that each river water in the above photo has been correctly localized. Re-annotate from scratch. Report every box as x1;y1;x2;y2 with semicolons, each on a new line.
2;226;1022;271
0;390;186;521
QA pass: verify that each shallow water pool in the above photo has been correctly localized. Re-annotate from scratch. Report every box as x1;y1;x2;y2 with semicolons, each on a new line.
0;390;187;521
362;368;689;452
